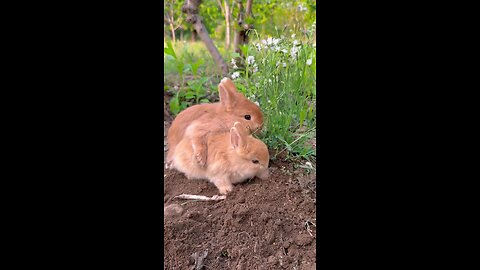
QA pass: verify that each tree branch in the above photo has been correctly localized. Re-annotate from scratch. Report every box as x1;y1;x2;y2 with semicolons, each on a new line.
182;0;229;76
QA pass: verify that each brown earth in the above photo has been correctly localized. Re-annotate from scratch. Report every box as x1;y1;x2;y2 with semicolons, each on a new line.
163;120;317;270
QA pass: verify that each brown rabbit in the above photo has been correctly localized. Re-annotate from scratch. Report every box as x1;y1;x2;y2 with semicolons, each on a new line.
166;77;263;168
171;122;269;194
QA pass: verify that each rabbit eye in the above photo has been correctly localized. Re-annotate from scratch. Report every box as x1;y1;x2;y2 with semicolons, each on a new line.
244;115;251;120
252;160;259;164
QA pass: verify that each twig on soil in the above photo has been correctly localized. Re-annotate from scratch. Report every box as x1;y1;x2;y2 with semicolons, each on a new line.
174;194;226;201
305;220;315;236
238;231;251;239
190;250;208;270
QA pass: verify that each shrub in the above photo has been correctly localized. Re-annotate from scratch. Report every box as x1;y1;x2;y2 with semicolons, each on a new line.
228;31;316;160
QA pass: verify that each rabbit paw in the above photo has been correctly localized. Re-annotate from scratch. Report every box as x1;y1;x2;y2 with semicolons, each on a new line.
217;183;234;195
194;152;207;168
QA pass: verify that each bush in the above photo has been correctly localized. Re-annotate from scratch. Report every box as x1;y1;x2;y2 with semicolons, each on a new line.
228;31;316;160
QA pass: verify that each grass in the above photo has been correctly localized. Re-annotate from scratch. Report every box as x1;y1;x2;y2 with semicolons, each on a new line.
228;29;316;161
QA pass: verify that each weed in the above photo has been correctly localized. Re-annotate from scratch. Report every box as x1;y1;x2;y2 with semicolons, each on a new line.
164;41;215;115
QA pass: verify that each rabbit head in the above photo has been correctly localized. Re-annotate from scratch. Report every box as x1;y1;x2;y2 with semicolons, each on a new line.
218;78;264;134
229;122;270;181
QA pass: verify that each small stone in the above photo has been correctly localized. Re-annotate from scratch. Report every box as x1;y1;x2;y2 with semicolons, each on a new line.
267;255;276;264
236;261;246;270
164;204;183;218
294;234;313;246
236;196;246;204
265;231;275;244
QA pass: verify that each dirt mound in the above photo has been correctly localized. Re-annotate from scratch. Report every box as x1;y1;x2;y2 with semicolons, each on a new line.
163;159;316;269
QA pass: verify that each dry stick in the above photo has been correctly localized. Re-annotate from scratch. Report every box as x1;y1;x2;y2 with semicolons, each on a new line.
191;250;208;270
174;194;226;201
305;220;314;236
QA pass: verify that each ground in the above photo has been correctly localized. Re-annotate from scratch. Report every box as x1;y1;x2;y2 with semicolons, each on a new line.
163;118;317;270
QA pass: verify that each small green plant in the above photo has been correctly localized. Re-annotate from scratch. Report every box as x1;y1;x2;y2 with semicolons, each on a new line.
164;41;214;115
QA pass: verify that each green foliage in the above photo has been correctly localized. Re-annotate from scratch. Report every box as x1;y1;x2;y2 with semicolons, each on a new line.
229;33;316;160
164;41;216;115
164;0;316;47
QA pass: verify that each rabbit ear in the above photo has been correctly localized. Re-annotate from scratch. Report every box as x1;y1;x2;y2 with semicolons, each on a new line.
233;121;249;137
220;77;239;93
230;123;247;150
218;83;235;111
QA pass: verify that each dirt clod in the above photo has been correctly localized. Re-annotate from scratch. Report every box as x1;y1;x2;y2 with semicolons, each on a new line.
164;203;183;218
294;233;313;246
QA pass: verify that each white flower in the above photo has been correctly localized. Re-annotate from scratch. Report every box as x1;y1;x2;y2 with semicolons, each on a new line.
297;4;307;12
306;59;312;66
281;49;288;54
290;46;300;59
266;37;273;45
261;39;267;45
252;64;258;73
291;34;296;39
254;101;260;106
231;58;238;69
231;71;240;80
282;62;287;68
273;38;281;45
255;82;260;88
293;40;299;46
247;55;255;65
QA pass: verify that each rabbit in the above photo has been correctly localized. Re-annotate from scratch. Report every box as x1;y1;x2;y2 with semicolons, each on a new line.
166;77;264;169
171;121;270;195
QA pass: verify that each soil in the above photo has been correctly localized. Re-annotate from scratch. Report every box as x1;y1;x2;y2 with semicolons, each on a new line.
163;119;317;270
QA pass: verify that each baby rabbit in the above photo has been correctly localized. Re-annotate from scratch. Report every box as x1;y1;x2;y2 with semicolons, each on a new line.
166;77;263;168
171;122;269;195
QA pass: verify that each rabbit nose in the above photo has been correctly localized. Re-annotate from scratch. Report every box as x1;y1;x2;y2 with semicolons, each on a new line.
258;169;269;180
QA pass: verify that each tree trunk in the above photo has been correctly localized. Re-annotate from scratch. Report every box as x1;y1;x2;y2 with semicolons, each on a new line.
225;0;231;50
245;0;252;15
216;0;232;51
170;23;176;43
191;29;197;42
183;0;229;76
233;0;253;55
